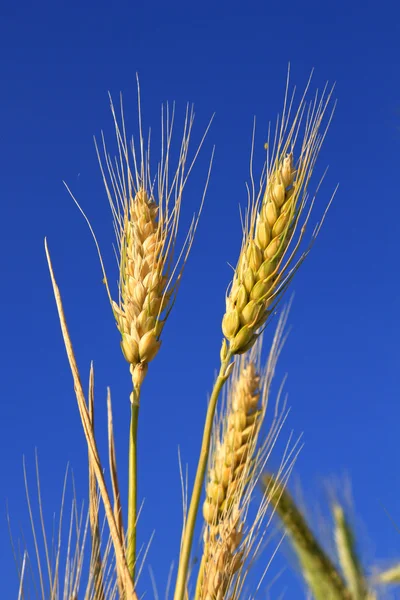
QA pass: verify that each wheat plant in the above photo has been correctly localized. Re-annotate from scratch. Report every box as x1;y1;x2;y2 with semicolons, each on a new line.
14;73;338;600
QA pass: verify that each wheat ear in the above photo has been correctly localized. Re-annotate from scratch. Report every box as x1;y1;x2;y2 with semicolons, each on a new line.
263;474;351;600
96;79;212;580
196;307;295;600
222;81;335;356
174;77;334;600
199;359;262;600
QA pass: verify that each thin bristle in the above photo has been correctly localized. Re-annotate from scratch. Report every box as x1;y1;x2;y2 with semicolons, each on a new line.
16;462;121;600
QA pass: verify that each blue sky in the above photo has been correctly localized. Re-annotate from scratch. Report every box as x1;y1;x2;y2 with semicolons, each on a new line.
1;1;399;597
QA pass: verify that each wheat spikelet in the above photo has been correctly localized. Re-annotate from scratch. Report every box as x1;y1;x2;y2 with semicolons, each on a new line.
96;84;213;580
200;508;243;600
222;80;335;356
202;361;262;528
97;84;212;392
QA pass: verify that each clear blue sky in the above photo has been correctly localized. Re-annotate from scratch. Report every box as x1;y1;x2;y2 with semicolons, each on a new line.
1;1;399;597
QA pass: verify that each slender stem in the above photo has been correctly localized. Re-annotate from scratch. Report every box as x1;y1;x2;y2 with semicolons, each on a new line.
127;388;140;581
174;354;232;600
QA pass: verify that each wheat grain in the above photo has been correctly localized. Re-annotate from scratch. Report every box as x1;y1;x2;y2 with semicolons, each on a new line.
197;309;292;600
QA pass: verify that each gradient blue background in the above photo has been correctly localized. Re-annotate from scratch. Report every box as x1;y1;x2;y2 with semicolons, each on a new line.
1;1;399;597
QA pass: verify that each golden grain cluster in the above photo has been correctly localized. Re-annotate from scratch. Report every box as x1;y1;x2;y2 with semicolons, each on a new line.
222;154;297;355
112;187;167;390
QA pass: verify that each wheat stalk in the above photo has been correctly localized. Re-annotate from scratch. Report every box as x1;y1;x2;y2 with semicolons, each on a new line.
98;85;212;393
174;76;335;600
88;364;107;600
95;80;213;580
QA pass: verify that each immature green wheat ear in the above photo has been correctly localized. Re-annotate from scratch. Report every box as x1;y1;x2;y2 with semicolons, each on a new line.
262;474;352;600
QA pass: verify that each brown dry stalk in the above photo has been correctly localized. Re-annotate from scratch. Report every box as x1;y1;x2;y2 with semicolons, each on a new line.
45;239;137;600
222;81;335;356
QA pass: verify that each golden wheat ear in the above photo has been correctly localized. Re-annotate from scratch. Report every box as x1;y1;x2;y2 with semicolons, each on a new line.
195;307;300;600
96;82;213;393
176;75;336;600
92;81;214;581
222;76;336;356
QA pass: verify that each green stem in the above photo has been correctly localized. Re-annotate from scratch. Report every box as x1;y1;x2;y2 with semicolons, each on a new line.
127;388;140;582
173;354;232;600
